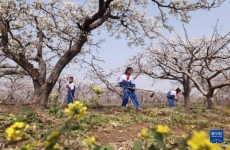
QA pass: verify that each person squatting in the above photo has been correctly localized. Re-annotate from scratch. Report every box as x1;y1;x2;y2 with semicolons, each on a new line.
119;67;142;110
166;88;181;107
66;77;76;104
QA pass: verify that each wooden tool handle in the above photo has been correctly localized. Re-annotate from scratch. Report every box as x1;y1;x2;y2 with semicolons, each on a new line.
126;87;155;93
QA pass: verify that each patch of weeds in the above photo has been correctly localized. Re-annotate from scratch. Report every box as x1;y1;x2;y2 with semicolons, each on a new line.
191;109;203;116
20;106;42;123
47;93;65;118
47;102;65;118
174;105;183;111
13;115;28;123
206;121;225;128
191;119;208;125
117;114;134;126
171;114;184;124
125;106;136;113
134;114;158;123
78;97;88;105
81;113;120;130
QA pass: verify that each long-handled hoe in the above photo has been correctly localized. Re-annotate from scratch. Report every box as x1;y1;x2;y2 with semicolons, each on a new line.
115;85;155;98
126;87;155;98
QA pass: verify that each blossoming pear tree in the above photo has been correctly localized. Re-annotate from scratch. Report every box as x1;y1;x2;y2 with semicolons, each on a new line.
0;0;225;107
145;25;230;109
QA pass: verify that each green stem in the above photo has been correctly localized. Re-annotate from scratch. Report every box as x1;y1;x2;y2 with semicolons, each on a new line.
67;124;70;149
64;115;75;150
144;141;148;150
23;132;35;141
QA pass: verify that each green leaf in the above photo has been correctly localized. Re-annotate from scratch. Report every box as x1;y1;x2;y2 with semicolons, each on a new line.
151;129;166;150
151;129;163;141
104;144;115;150
93;145;105;150
63;147;69;150
134;141;142;150
148;144;158;150
71;125;80;130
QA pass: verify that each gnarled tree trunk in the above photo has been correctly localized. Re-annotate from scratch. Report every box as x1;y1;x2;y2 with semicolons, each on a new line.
206;89;219;109
182;74;192;108
33;83;54;108
183;91;190;107
206;95;213;109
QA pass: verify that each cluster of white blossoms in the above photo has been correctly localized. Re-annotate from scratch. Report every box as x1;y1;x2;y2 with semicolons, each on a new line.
0;0;226;68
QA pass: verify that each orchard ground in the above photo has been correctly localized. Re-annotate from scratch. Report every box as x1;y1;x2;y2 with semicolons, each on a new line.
0;102;230;149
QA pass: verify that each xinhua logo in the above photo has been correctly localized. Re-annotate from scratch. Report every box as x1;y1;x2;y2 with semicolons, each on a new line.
210;130;224;143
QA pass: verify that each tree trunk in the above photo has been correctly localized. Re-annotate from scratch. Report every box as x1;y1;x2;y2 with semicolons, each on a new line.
182;74;192;108
33;83;53;108
182;82;191;108
206;93;215;109
206;96;213;109
206;89;219;109
183;92;190;108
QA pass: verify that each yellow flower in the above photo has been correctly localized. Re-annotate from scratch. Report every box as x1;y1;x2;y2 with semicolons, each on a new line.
51;93;57;101
44;141;51;148
191;125;194;129
156;125;169;134
9;113;13;117
181;133;186;138
44;130;60;148
92;86;103;95
32;125;36;131
139;129;151;139
64;101;87;120
21;143;31;150
46;131;60;141
226;146;230;150
5;122;28;141
83;136;96;148
33;140;40;147
54;143;61;149
187;130;221;150
24;124;30;131
203;96;207;100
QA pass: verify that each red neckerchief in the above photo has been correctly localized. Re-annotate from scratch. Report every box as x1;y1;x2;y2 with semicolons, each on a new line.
176;91;179;97
126;74;130;81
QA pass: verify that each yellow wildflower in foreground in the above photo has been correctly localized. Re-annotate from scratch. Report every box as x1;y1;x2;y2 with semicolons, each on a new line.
64;101;87;120
51;92;57;101
54;143;61;149
5;122;29;141
140;129;151;139
83;136;96;148
181;133;186;138
93;86;103;95
32;125;37;131
33;140;40;147
44;131;60;148
24;124;30;131
21;143;31;150
156;125;169;134
187;130;221;150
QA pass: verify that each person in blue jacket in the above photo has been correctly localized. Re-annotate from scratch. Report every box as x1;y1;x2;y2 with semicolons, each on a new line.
66;77;76;104
119;67;141;109
166;88;181;107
